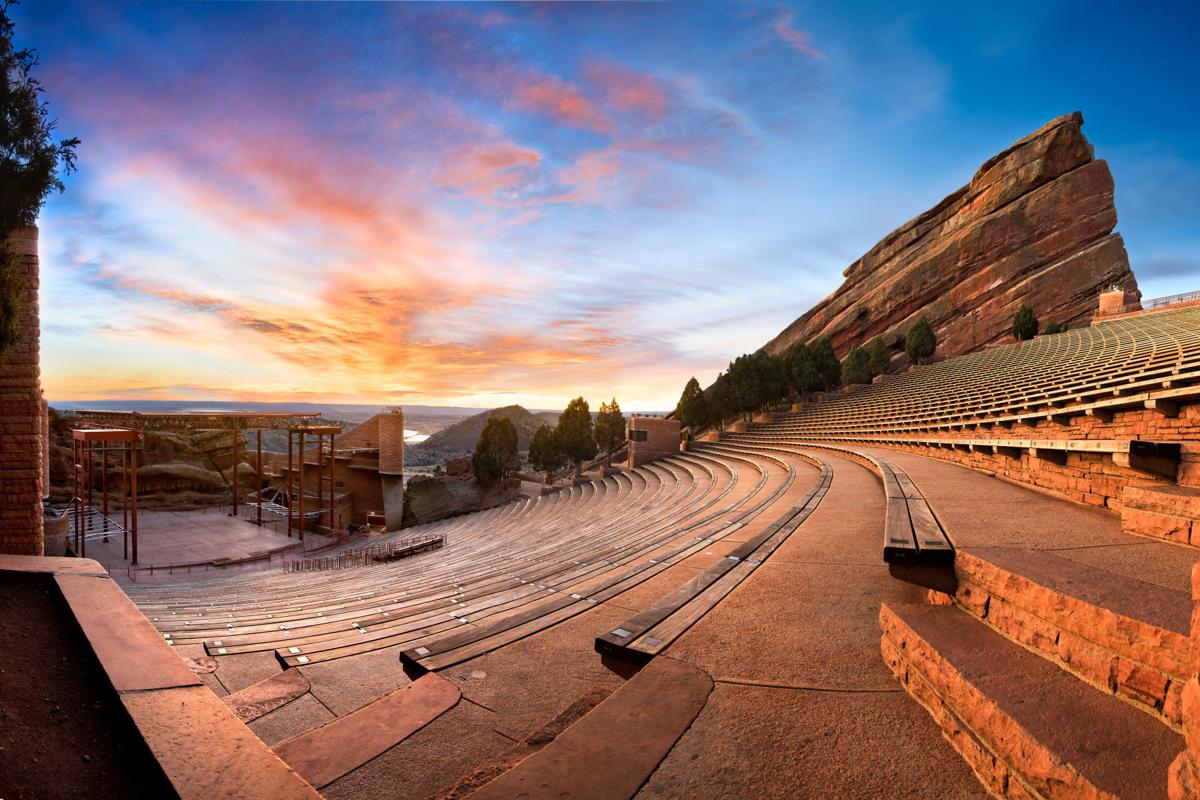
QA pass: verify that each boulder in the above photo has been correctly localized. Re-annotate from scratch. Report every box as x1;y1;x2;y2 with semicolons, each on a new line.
763;112;1139;362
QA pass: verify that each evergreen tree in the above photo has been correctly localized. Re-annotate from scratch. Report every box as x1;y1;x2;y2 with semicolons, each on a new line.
867;336;890;377
757;351;789;408
0;4;79;353
706;373;730;430
811;337;841;391
675;377;708;433
841;346;872;385
593;398;626;467
904;315;937;364
727;354;764;420
557;396;598;476
471;415;519;486
1012;303;1039;341
1044;321;1067;335
785;343;821;400
528;424;565;485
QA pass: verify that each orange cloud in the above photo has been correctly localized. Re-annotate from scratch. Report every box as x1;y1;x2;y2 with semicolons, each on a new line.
437;141;542;200
507;72;612;133
584;60;670;122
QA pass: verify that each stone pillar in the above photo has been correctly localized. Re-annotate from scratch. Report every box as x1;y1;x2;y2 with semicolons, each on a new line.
1097;286;1140;317
1168;564;1200;799
0;227;44;555
377;409;405;530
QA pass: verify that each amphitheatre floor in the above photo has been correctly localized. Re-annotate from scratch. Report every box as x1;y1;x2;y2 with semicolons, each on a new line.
89;508;296;582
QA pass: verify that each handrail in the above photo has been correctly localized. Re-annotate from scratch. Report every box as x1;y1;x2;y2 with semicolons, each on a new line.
282;532;445;572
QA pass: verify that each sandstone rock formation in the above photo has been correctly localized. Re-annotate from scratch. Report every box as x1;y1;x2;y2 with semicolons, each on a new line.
764;112;1139;364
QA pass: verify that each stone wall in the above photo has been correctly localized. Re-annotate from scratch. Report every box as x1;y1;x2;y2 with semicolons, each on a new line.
0;228;44;555
791;401;1200;515
763;112;1139;364
628;416;681;468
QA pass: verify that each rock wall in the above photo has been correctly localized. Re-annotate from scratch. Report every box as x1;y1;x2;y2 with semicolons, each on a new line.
764;112;1139;363
401;474;518;528
0;228;44;555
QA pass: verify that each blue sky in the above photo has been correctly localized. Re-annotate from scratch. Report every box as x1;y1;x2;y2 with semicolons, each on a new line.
14;0;1200;408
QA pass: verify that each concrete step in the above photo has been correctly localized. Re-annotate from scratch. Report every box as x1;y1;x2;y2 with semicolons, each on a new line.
1122;484;1200;546
948;546;1191;727
881;602;1183;799
463;657;712;800
273;673;460;789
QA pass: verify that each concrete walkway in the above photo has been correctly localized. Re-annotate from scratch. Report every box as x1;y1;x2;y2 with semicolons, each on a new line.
637;452;988;799
858;447;1198;593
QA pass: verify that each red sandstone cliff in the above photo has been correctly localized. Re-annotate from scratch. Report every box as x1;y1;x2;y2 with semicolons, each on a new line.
764;112;1139;363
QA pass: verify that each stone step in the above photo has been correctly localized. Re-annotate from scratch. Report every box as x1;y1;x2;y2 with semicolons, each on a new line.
222;669;311;723
948;546;1191;727
463;657;712;800
881;602;1183;799
273;673;460;789
1122;484;1200;546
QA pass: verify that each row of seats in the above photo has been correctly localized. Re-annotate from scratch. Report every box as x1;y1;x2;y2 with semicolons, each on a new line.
771;305;1200;437
127;447;811;671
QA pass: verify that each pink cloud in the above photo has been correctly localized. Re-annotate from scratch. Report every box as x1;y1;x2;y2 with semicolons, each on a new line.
773;9;824;60
584;60;670;122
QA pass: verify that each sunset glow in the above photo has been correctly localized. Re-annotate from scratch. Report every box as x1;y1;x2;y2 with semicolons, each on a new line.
18;2;1200;409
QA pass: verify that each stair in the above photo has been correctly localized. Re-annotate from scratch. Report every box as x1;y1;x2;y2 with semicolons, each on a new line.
949;546;1191;727
1122;485;1200;546
881;602;1182;799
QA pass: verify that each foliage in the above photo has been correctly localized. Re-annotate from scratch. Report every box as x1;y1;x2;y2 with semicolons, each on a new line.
1012;303;1039;341
675;377;708;433
841;346;872;385
727;353;763;418
756;350;789;408
785;343;821;398
867;336;890;377
557;396;598;475
1043;320;1066;335
528;424;565;484
904;315;937;364
471;415;519;486
706;373;730;430
811;337;841;391
594;398;626;465
0;3;79;354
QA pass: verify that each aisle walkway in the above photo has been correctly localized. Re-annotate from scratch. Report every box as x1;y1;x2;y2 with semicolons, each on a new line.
638;453;988;799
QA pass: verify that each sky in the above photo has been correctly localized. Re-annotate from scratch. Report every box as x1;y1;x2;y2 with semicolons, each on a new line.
14;1;1200;410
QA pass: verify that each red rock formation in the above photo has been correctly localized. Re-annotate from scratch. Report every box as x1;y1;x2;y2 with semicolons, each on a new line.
764;112;1139;363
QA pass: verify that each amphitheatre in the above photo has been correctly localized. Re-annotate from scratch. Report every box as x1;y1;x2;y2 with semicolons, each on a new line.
2;37;1200;800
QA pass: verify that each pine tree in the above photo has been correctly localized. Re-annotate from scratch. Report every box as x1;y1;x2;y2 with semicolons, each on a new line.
785;343;821;400
706;373;730;431
811;338;841;391
841;346;872;385
867;337;890;377
528;424;565;485
1012;303;1040;340
727;354;764;420
676;377;708;433
557;397;598;476
471;415;519;486
594;398;626;467
904;315;937;364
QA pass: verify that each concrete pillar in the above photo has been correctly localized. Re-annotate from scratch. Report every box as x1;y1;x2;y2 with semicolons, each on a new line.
0;227;44;555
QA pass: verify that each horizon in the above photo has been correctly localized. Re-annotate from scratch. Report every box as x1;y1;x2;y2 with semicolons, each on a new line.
15;1;1200;408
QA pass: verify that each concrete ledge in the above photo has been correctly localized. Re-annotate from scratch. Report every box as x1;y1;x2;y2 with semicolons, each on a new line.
1;555;320;800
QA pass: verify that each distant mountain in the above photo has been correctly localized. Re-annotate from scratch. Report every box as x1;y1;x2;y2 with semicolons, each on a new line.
406;405;550;466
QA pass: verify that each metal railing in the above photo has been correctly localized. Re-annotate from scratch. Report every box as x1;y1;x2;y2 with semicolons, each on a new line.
282;532;445;572
1109;289;1200;316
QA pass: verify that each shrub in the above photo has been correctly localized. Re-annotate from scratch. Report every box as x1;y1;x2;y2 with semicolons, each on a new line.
867;336;890;377
904;315;937;364
1012;303;1039;341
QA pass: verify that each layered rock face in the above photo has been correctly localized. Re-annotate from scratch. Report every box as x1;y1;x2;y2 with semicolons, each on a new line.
764;112;1139;363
